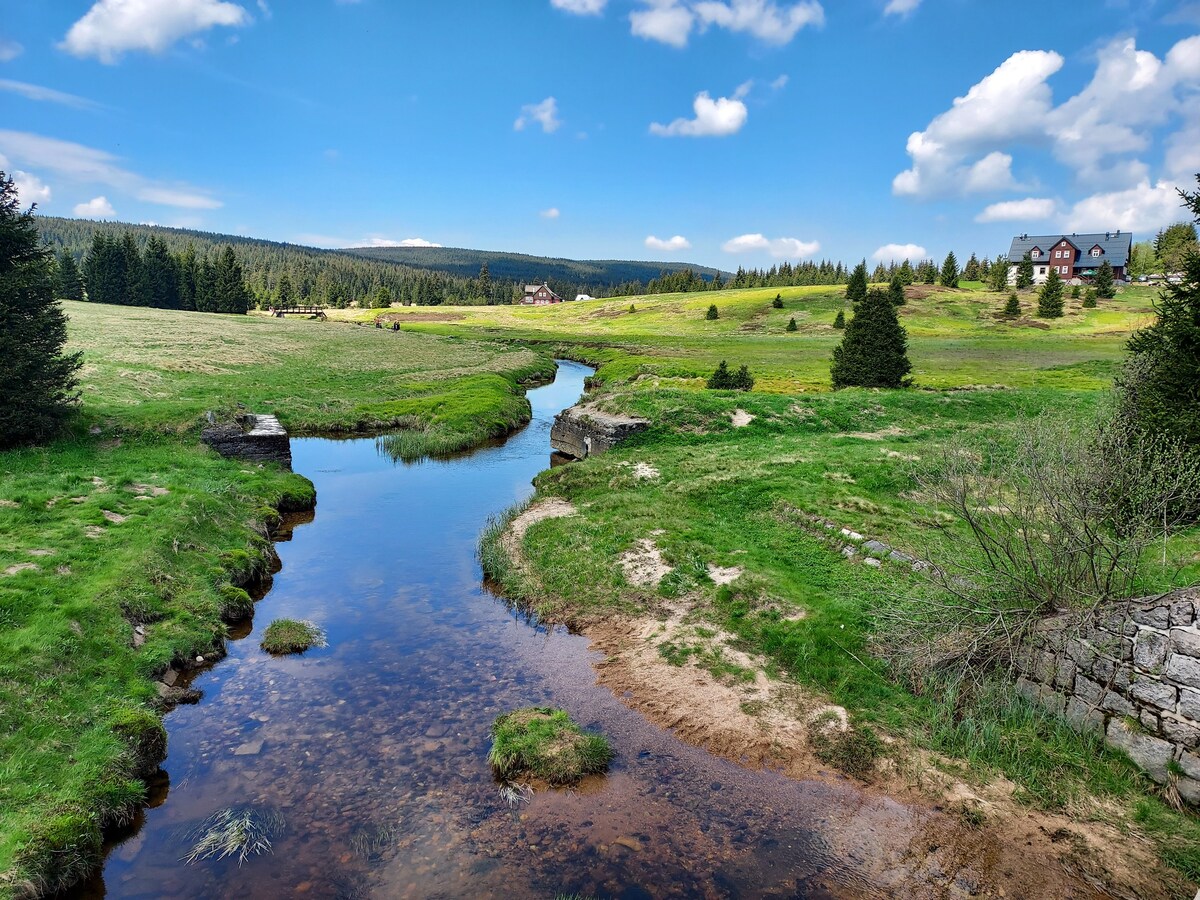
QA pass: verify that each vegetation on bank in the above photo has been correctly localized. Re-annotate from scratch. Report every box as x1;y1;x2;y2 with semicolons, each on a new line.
0;299;555;895
260;619;327;655
488;707;614;785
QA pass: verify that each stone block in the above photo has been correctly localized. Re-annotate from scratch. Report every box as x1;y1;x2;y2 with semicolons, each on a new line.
1015;677;1039;704
1054;658;1077;692
550;405;650;460
1073;675;1105;705
1105;719;1175;783
1178;750;1200;781
1140;710;1161;734
1065;638;1098;669
1065;697;1105;734
1091;656;1115;684
1176;775;1200;806
1166;653;1200;690
1171;599;1197;628
1162;715;1200;749
1128;678;1178;711
1037;688;1066;718
1131;603;1171;630
1100;691;1135;718
1133;630;1170;672
1170;627;1200;659
1033;651;1057;684
1179;687;1200;721
201;414;292;469
862;540;889;556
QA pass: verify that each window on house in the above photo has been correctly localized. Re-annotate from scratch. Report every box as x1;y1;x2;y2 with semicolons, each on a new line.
1092;248;1101;257
1039;267;1046;274
1032;250;1040;258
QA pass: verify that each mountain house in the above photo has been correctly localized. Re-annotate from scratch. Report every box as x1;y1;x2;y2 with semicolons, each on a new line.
521;283;563;305
1008;231;1133;285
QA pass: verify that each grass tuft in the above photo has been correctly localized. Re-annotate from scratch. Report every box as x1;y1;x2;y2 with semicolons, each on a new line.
259;619;326;655
182;805;284;866
488;707;614;786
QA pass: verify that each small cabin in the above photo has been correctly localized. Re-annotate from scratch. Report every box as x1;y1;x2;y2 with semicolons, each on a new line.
521;283;562;305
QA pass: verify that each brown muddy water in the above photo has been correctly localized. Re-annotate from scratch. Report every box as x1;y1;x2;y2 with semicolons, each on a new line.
73;361;928;900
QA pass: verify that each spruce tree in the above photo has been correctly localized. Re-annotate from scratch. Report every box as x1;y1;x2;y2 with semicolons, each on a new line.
871;262;888;283
888;273;906;306
939;251;959;288
963;253;980;282
120;232;146;306
1016;252;1034;289
830;287;912;388
1004;292;1021;317
787;316;797;332
706;303;719;320
142;237;179;308
989;255;1011;292
1082;288;1097;308
372;285;393;309
1094;259;1116;299
833;309;845;329
213;246;250;313
55;250;84;301
1037;267;1064;318
707;360;732;389
276;272;295;307
0;173;82;448
177;243;198;311
772;293;783;309
897;259;914;285
922;259;936;285
733;364;755;391
1070;284;1081;299
845;260;868;303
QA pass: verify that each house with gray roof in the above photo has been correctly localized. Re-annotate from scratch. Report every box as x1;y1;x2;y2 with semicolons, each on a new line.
1007;231;1133;285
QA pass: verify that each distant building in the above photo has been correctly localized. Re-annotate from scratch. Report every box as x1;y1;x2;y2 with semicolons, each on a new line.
1007;231;1132;285
521;283;562;305
574;294;594;302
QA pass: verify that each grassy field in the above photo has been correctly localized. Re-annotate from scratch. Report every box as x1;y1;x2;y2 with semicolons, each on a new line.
0;303;553;896
419;281;1200;886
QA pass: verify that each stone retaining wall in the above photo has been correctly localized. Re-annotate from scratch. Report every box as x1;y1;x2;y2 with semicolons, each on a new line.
550;404;649;459
201;414;292;469
1015;587;1200;801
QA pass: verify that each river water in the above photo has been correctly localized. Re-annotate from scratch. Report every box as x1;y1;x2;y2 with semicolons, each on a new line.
76;360;915;899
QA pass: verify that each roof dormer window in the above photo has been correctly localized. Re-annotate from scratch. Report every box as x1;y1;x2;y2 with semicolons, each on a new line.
1031;248;1041;259
1091;248;1101;257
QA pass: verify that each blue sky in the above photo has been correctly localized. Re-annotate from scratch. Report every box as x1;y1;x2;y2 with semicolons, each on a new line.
3;0;1199;268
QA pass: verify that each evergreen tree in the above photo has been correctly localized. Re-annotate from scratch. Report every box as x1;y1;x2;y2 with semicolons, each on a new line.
177;244;198;311
213;246;250;314
846;260;868;302
833;309;845;329
82;232;123;305
772;293;783;309
786;316;797;332
120;232;146;305
1094;259;1116;299
1004;292;1021;317
142;236;179;308
897;259;914;285
707;360;732;389
195;254;216;312
1016;251;1034;289
1082;288;1097;308
989;255;1011;292
0;173;82;448
1070;284;1081;299
871;262;888;283
888;273;906;306
939;251;959;288
1037;266;1064;318
478;262;491;300
830;287;913;388
732;364;755;391
980;256;992;280
705;303;719;320
276;272;295;307
54;250;84;301
372;285;393;308
922;259;937;285
962;253;980;282
1154;222;1199;273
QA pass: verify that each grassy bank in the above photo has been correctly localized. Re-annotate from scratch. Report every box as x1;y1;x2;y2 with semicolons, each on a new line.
441;283;1200;886
0;302;554;895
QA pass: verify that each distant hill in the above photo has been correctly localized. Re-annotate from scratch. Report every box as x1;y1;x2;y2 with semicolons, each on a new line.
339;245;728;287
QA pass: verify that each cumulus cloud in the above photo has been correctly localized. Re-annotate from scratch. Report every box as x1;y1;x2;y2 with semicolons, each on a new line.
540;207;561;219
74;196;116;218
0;79;101;110
975;197;1058;223
0;129;221;210
629;0;821;47
645;234;692;251
514;97;561;133
13;171;51;204
0;39;23;62
60;0;252;64
650;90;748;137
552;0;607;13
722;233;819;257
872;243;927;262
883;0;920;15
378;237;442;248
1065;180;1183;234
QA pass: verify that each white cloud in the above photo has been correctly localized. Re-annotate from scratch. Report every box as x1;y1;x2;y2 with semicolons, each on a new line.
13;171;51;204
692;0;823;45
770;74;789;90
0;130;221;210
552;0;607;13
514;97;561;133
540;207;561;219
631;1;695;47
645;234;692;251
294;233;442;249
60;0;251;64
722;233;819;257
883;0;920;15
256;0;271;18
394;237;442;248
650;90;748;137
872;243;927;262
0;39;23;62
74;196;116;218
0;79;101;110
1066;180;1183;234
975;197;1058;223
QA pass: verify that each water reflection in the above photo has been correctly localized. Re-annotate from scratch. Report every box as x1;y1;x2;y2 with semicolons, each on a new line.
75;360;890;899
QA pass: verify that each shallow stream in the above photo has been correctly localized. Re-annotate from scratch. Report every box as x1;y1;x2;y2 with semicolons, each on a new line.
75;360;917;899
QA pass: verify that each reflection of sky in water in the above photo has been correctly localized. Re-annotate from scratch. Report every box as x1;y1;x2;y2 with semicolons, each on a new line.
79;360;905;900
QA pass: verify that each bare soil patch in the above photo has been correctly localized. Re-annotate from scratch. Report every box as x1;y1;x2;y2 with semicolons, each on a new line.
730;409;755;428
706;564;743;585
3;563;39;577
619;539;673;587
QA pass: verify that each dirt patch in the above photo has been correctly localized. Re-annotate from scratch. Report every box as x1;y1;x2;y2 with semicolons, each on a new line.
0;499;18;509
881;448;921;462
847;425;906;440
102;510;128;524
27;549;54;557
730;409;755;428
706;564;743;585
619;539;673;587
632;462;660;480
84;526;105;539
128;483;170;497
3;563;39;576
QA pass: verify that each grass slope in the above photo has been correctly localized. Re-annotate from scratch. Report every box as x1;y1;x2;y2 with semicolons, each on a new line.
0;302;553;895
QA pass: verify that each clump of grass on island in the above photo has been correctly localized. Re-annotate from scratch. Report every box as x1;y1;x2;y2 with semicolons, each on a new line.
183;805;285;865
260;619;326;655
488;707;613;785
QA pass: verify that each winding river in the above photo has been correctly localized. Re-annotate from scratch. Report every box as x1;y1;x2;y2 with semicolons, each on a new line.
74;360;917;899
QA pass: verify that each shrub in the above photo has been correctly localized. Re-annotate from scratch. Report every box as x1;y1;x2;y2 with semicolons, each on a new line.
772;293;783;309
830;288;912;388
488;707;613;785
786;317;798;332
1082;289;1097;308
705;304;719;320
260;618;327;654
1070;284;1081;298
707;360;754;391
